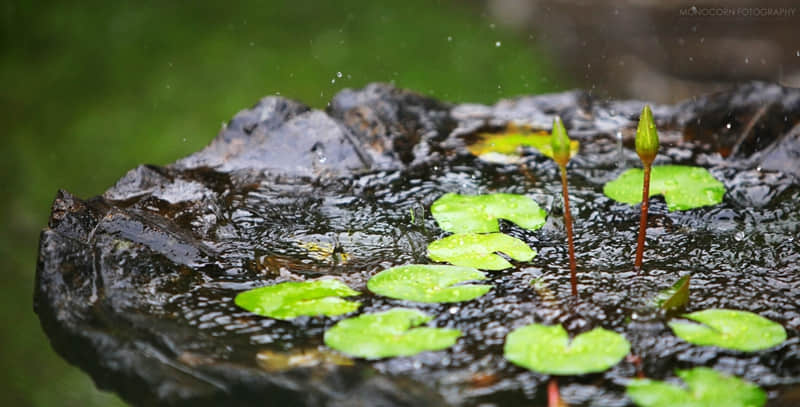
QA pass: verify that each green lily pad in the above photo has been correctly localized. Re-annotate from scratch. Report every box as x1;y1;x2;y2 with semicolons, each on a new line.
368;264;491;303
668;309;786;352
431;193;547;233
626;367;766;407
323;308;461;359
427;232;536;270
235;279;361;320
652;274;690;312
603;165;725;211
504;323;630;375
467;130;579;160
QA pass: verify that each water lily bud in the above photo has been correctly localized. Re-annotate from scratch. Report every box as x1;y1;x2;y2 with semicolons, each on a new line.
550;116;571;166
635;105;659;164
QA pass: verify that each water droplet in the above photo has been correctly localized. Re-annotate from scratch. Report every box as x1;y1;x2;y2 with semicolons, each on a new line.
495;41;501;47
744;57;750;64
331;79;336;84
447;35;453;42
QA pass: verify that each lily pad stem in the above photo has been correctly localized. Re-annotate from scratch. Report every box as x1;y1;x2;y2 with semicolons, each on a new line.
559;165;578;296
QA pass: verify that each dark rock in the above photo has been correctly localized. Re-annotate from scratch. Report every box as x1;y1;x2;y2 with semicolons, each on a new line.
36;82;800;407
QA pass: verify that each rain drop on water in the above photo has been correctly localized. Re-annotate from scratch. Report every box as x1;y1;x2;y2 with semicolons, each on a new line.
495;41;501;47
336;72;342;78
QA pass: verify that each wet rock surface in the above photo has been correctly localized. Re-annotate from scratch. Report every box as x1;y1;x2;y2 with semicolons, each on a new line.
36;82;800;406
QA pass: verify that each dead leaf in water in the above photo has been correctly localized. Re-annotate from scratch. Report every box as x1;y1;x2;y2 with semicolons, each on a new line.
256;348;353;372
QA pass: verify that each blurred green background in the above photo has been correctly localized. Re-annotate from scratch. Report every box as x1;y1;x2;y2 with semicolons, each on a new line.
0;1;566;405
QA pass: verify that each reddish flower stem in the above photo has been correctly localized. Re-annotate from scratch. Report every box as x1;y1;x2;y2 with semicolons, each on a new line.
627;354;646;379
548;377;565;407
634;164;652;273
559;165;577;296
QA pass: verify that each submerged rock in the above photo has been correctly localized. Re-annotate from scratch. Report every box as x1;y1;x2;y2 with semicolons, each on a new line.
36;82;800;406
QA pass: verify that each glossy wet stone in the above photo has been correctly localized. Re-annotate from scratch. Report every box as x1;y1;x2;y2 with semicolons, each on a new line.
36;82;800;406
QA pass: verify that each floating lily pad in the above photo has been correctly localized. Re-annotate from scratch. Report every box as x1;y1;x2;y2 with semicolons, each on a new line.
427;232;536;270
431;193;547;233
504;323;630;375
652;274;690;312
603;165;725;211
324;308;461;359
368;264;491;303
626;367;766;407
668;309;786;352
235;279;361;320
467;130;579;160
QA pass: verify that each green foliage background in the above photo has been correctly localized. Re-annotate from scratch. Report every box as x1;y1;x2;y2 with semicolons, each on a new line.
0;0;565;405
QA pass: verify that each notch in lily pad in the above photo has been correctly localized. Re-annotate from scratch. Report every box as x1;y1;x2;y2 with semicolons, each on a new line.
668;309;786;352
504;323;630;375
431;193;547;234
626;367;766;407
324;308;461;359
368;264;491;303
235;279;361;320
427;232;536;270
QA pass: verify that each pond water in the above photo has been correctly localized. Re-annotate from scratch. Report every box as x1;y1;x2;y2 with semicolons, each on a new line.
36;84;800;406
165;145;798;406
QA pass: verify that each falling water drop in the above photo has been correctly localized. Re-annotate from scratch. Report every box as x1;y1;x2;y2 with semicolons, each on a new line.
336;72;342;78
495;41;501;47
